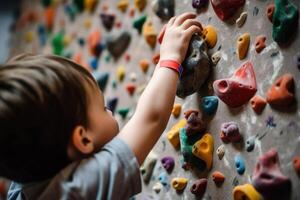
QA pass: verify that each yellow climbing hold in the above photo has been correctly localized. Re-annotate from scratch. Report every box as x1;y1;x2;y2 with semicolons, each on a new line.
84;18;92;29
24;31;34;43
237;33;250;60
167;119;186;148
233;184;263;200
63;35;72;46
116;65;126;82
84;0;98;12
171;178;188;191
117;0;129;12
142;20;157;49
192;133;214;170
172;103;182;118
202;25;217;49
135;0;147;12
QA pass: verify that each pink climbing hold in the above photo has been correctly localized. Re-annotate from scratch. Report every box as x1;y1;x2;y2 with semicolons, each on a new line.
252;148;291;200
220;122;241;143
211;0;246;21
213;61;257;108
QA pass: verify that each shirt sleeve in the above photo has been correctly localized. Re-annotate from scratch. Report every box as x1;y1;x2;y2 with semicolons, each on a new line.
58;137;142;200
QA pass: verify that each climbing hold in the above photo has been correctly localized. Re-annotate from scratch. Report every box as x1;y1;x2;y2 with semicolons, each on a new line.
220;122;241;143
133;15;147;34
177;35;211;98
202;25;217;49
254;35;266;53
192;133;214;169
236;12;247;27
24;31;34;43
192;0;209;9
116;65;126;82
72;51;90;70
44;6;56;31
143;20;157;49
152;52;160;64
266;74;295;107
233;184;263;200
293;156;300;176
179;128;206;169
201;96;219;116
87;30;102;56
172;103;182;118
272;0;298;44
117;107;130;119
126;83;136;96
152;0;175;21
117;0;129;12
63;35;72;47
211;51;221;65
153;182;163;193
89;57;99;70
92;71;109;91
37;24;47;47
129;8;135;17
135;0;147;12
184;110;206;136
266;4;275;22
129;72;137;82
52;31;64;56
84;0;98;12
211;0;246;21
252;149;291;200
139;59;150;73
106;31;131;59
295;53;300;70
65;4;78;21
250;95;267;114
167;119;186;148
246;136;255;152
190;178;207;196
216;144;225;159
74;0;85;12
234;154;246;175
140;152;157;183
100;13;115;31
158;172;169;186
237;33;250;60
213;61;257;107
124;53;131;62
171;178;188;191
107;97;118;114
83;18;92;29
212;171;225;186
161;156;175;173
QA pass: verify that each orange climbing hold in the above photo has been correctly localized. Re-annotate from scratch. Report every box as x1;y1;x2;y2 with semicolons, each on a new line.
202;25;217;49
87;30;101;56
117;0;129;12
172;103;182;118
152;53;160;64
293;156;300;176
85;0;98;12
250;95;267;114
44;6;56;31
266;74;295;107
212;171;225;186
255;35;266;53
135;0;147;12
139;59;150;73
237;33;250;60
72;52;91;71
143;20;157;49
266;3;275;23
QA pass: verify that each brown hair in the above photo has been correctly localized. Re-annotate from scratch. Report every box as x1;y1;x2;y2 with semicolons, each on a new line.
0;54;97;183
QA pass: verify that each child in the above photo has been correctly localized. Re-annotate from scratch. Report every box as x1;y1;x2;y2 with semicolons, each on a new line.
0;12;202;199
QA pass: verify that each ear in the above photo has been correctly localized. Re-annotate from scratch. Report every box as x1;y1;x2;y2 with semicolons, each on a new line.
71;125;94;155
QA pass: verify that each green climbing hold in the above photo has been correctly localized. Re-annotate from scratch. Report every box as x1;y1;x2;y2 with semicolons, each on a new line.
52;32;64;56
117;107;130;119
272;0;298;44
73;0;84;12
41;0;52;7
133;15;147;34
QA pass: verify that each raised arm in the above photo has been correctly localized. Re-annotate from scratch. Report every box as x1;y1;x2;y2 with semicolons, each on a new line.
117;12;202;165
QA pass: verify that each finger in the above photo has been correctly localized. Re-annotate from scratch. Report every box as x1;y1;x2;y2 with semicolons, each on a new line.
158;25;167;44
167;16;176;26
174;12;196;26
181;19;203;30
184;25;203;39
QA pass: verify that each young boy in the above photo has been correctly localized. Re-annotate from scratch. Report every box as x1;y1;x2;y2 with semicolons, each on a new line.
0;12;202;199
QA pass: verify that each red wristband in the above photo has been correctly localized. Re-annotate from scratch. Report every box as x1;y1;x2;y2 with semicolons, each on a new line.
159;60;183;77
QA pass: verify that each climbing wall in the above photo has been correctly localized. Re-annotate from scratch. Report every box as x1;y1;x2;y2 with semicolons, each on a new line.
1;0;300;200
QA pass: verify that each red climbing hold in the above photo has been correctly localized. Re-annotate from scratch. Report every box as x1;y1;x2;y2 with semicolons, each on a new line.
252;148;291;200
184;109;206;136
250;95;267;114
266;3;275;23
212;171;225;186
293;156;300;176
211;0;246;21
126;83;136;96
213;61;257;108
266;74;295;107
190;178;207;196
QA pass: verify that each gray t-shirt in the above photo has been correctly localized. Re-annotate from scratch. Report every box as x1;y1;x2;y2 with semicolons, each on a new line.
7;137;142;200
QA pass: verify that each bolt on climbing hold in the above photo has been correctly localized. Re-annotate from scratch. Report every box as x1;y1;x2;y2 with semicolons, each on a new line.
250;95;267;114
235;154;246;175
171;177;188;191
237;33;250;60
233;183;263;200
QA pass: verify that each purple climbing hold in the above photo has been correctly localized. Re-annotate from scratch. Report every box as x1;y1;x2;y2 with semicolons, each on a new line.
220;122;241;143
192;0;208;9
161;156;175;173
184;110;206;136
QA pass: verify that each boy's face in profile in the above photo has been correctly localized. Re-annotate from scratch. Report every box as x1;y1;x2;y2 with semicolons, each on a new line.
85;83;119;152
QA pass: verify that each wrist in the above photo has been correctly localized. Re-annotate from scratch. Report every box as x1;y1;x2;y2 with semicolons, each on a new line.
159;59;183;77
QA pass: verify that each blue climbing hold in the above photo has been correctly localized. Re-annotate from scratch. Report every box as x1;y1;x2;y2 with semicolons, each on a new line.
107;97;118;114
90;57;99;70
246;137;255;152
78;37;85;47
201;96;219;116
234;154;246;175
92;71;109;91
37;24;47;46
158;172;169;186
